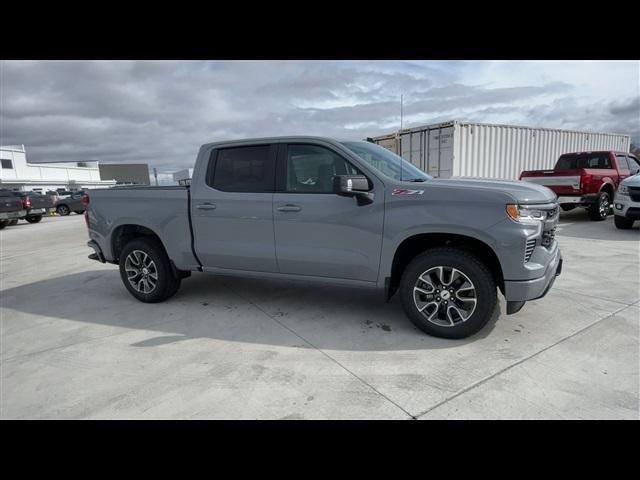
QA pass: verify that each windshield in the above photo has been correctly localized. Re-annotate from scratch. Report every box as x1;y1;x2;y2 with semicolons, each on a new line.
341;141;432;182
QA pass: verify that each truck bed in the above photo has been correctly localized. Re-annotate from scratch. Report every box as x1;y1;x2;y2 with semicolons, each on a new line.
520;167;617;196
87;186;199;270
26;194;54;210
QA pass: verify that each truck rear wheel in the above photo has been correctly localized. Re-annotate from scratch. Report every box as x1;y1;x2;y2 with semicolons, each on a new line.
119;237;181;303
587;192;610;221
26;215;42;223
399;247;497;339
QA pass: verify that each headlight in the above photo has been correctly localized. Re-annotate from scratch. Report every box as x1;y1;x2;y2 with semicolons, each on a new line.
618;185;629;195
506;204;545;223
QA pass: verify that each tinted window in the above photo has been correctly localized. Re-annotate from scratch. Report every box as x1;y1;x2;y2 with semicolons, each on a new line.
210;145;274;192
1;159;13;169
556;153;612;169
616;155;630;170
285;144;361;193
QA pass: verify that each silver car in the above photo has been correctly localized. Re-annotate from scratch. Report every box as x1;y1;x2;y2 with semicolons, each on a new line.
614;173;640;229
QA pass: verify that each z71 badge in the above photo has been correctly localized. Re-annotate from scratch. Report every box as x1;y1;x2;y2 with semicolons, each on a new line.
392;188;424;196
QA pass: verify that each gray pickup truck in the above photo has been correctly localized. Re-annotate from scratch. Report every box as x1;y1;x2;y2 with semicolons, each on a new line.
86;137;563;338
0;189;27;229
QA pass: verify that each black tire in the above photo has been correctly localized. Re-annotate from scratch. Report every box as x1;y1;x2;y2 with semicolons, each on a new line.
560;204;576;212
56;204;70;216
118;237;181;303
399;247;497;339
0;220;7;230
25;215;42;223
8;219;19;226
587;191;611;221
614;215;634;230
74;210;84;214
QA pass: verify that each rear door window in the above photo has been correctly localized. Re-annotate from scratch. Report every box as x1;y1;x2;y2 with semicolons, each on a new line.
208;145;276;192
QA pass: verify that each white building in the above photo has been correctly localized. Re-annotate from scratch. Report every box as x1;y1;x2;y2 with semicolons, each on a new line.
172;168;193;186
0;145;116;192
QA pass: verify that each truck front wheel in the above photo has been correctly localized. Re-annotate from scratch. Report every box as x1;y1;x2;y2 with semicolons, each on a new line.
587;192;610;221
119;238;181;303
399;247;497;339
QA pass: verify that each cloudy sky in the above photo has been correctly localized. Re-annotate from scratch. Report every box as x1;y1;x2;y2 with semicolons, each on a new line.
1;60;638;181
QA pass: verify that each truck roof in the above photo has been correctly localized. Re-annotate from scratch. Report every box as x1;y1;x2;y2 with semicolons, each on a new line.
200;136;357;149
560;151;630;156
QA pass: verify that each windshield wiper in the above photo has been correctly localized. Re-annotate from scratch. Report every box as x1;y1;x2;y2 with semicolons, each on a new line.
403;178;427;182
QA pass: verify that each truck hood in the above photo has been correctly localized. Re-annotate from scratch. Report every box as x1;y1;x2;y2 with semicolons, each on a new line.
427;177;557;204
621;173;640;188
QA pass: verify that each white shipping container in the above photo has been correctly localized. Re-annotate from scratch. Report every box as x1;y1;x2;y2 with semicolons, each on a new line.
371;121;631;180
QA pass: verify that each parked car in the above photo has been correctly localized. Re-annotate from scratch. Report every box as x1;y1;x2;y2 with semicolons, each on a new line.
10;191;55;223
85;137;563;339
55;191;86;216
0;189;26;229
613;173;640;229
519;151;640;221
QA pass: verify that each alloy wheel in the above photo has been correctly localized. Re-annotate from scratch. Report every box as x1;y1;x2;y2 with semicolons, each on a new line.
413;266;478;327
124;250;158;294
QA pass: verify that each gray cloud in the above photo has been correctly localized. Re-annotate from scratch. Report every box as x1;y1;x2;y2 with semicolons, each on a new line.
1;61;638;176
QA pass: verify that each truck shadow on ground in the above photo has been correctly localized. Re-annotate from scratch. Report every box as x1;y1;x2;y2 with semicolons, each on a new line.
557;209;639;241
2;269;502;352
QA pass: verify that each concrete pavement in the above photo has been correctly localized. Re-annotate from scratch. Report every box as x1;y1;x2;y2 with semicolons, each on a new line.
1;210;638;419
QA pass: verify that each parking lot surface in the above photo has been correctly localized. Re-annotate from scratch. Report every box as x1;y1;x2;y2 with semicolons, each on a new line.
1;212;638;419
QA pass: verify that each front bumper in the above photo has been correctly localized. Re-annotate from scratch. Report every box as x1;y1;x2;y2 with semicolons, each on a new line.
614;194;640;220
504;246;563;302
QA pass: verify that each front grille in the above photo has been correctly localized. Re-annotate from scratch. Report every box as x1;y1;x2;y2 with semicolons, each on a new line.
524;239;536;262
541;227;556;248
628;187;640;202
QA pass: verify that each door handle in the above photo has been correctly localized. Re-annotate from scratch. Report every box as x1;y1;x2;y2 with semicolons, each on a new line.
196;203;216;210
277;204;301;212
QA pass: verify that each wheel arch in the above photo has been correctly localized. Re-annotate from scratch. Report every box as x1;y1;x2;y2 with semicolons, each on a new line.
386;232;504;300
111;224;167;263
600;180;615;197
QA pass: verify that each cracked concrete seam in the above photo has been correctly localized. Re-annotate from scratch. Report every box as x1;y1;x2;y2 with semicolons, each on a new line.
412;302;634;419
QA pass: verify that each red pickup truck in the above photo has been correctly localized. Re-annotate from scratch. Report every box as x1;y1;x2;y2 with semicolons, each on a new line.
520;151;640;221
